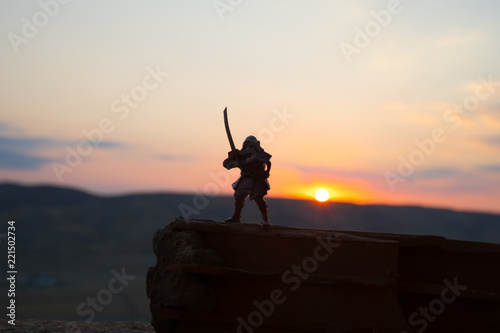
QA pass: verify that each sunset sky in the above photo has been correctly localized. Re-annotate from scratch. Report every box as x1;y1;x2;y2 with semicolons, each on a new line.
1;0;500;214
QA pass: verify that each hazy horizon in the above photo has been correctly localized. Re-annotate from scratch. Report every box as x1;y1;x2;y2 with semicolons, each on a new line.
3;181;500;216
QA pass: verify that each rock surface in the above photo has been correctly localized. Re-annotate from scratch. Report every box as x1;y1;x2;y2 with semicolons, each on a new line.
147;218;500;333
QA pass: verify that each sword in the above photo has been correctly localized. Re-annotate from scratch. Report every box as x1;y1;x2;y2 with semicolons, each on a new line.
223;107;236;151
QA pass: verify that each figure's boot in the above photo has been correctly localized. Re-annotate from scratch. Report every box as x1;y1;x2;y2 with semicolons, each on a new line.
224;199;244;222
255;197;271;227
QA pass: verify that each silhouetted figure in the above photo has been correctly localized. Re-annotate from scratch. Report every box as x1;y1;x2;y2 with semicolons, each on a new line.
223;135;272;227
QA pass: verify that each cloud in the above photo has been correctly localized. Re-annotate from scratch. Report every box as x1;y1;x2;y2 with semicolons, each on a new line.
289;164;391;191
0;148;52;170
408;164;500;194
157;154;193;161
291;164;379;180
0;122;22;135
0;136;124;151
0;134;125;171
94;141;124;149
443;177;496;193
489;103;500;114
416;167;460;179
383;103;443;126
478;136;500;149
0;136;63;150
292;165;461;182
432;32;479;48
477;165;500;173
406;170;493;194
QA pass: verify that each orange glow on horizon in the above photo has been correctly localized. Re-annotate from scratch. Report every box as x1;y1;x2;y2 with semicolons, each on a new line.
266;166;378;204
273;178;373;204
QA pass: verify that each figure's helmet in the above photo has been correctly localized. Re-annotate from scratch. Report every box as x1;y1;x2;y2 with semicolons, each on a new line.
242;135;261;150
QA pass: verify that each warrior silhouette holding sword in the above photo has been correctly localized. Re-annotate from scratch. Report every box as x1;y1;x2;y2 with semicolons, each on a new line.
222;108;272;228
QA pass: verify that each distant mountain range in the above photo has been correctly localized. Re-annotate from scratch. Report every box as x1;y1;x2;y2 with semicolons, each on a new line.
1;183;499;254
1;182;499;321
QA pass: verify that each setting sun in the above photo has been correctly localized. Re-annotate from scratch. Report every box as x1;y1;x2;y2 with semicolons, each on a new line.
314;188;330;202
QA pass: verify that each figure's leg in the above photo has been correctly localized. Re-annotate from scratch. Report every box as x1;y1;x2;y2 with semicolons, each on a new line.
255;196;270;226
224;192;246;222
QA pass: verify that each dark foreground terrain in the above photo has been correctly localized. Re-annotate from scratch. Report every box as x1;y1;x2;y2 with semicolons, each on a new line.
0;320;154;333
147;218;500;333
